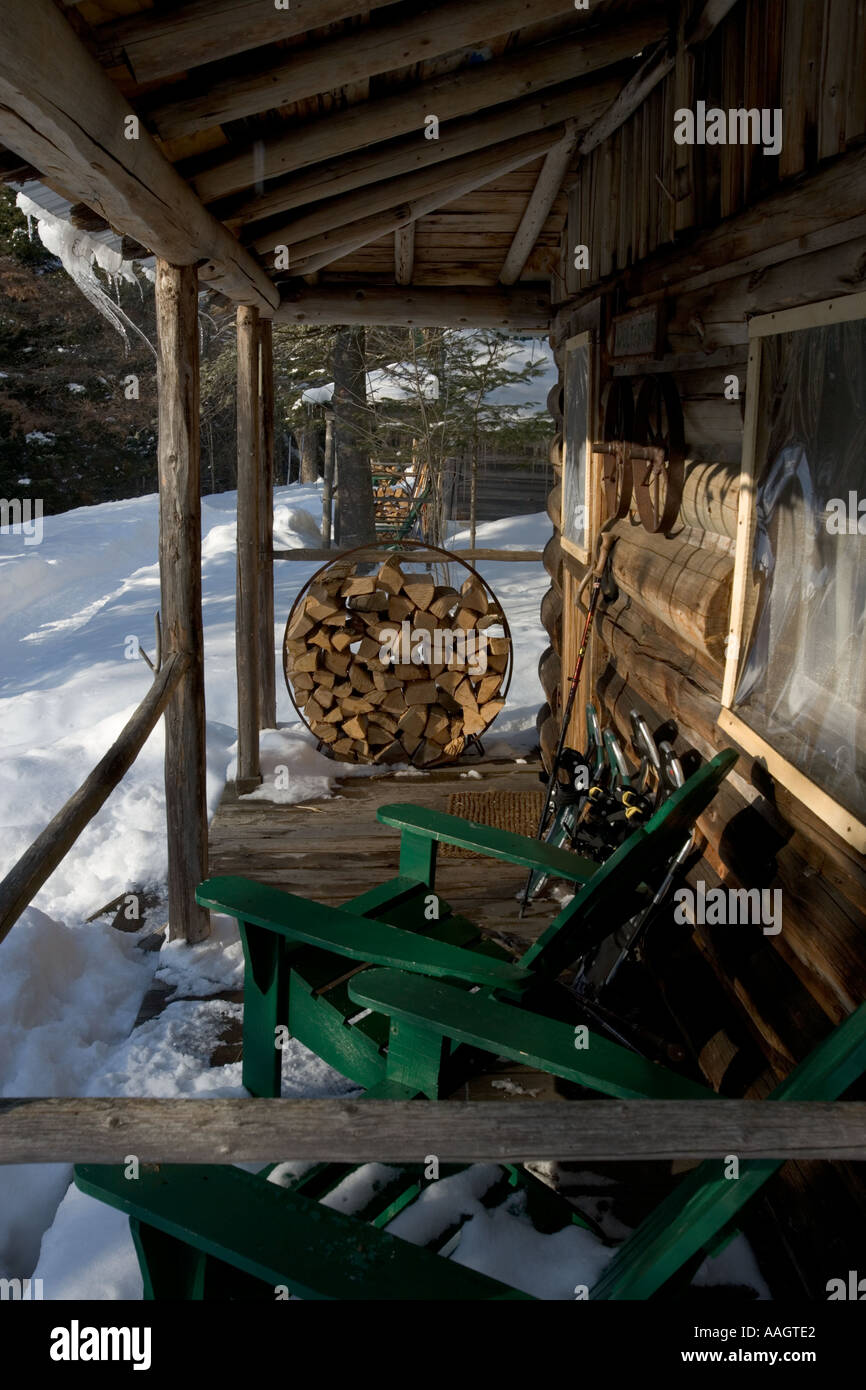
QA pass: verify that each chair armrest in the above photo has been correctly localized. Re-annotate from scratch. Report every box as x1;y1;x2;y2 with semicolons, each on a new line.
74;1164;530;1300
376;804;598;883
196;876;528;989
349;968;715;1102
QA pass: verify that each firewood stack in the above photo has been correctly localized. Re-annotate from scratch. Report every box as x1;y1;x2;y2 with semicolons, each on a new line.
284;549;510;766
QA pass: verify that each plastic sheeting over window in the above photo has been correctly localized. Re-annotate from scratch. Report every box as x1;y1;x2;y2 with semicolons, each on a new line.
733;318;866;824
561;337;590;558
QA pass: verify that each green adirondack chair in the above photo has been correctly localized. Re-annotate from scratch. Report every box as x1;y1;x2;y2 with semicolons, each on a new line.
73;994;866;1300
195;748;739;1100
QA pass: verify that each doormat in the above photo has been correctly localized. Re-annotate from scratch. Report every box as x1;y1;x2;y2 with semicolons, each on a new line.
440;790;545;857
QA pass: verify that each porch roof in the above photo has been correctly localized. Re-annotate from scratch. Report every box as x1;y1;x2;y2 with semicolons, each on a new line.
0;0;676;326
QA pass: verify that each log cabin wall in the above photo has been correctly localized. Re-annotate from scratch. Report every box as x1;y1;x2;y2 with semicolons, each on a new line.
539;0;866;1291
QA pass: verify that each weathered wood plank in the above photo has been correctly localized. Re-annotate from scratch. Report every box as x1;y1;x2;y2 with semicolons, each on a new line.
258;318;277;730
235;306;262;792
272;546;543;562
3;1097;864;1164
192;21;663;203
95;0;397;83
394;224;415;286
155;261;210;943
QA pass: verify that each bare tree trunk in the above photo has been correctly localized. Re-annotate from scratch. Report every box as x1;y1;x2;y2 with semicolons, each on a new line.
470;439;479;550
299;406;319;483
322;409;335;545
332;326;375;548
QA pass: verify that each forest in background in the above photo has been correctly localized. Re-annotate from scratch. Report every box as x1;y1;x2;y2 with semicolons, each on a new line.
0;189;550;520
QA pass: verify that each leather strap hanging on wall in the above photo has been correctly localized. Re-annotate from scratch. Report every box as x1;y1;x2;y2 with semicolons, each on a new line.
593;374;685;535
597;379;635;520
631;373;685;534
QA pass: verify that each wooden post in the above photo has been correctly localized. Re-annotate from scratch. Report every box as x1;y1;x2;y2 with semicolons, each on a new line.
236;304;262;792
257;318;277;730
322;409;335;545
155;260;210;943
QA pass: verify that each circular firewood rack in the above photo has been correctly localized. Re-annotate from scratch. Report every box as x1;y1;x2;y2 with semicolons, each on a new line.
283;539;513;767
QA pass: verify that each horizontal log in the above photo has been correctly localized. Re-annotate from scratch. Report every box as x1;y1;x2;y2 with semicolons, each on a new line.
540;585;563;647
607;520;733;665
4;1097;865;1164
147;0;583;139
0;652;189;946
596;591;723;690
274;285;550;332
219;80;623;227
274;547;543;562
665;235;866;354
542;532;564;592
538;645;561;706
0;0;278;313
191;19;663;202
95;0;397;83
679;459;741;540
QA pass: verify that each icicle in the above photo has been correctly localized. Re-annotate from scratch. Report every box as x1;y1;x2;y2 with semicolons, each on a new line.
15;193;155;357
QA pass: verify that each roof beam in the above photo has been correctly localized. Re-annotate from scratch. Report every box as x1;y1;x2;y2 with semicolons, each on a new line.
0;0;277;314
218;76;625;227
94;0;396;85
147;0;584;141
498;123;577;285
192;15;666;204
249;127;564;256
395;225;415;286
274;283;550;332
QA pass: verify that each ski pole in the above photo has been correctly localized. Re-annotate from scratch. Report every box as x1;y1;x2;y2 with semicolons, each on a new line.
520;529;616;915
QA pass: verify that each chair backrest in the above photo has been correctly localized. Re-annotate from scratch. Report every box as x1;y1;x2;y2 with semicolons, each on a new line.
521;748;738;980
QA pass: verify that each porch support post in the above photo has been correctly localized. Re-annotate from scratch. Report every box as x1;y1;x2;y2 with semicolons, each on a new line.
155;260;210;942
236;304;263;791
258;317;277;730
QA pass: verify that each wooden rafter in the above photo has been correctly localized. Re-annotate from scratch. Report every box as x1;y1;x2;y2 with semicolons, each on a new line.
274;284;550;331
0;0;277;314
191;15;665;204
218;77;625;228
394;225;415;286
93;0;397;84
498;123;577;285
145;0;583;141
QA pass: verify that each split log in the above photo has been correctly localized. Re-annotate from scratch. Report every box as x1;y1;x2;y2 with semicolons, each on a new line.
607;520;733;665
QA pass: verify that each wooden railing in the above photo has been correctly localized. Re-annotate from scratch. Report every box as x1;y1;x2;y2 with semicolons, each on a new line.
2;1097;864;1163
273;546;544;562
0;651;189;947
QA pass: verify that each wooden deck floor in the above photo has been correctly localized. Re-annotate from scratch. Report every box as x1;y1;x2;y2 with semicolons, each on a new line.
208;755;556;956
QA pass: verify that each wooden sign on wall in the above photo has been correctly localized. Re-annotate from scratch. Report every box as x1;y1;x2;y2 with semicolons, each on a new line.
610;305;663;361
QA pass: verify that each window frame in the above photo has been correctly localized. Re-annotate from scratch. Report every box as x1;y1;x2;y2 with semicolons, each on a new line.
718;290;866;853
559;331;595;566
